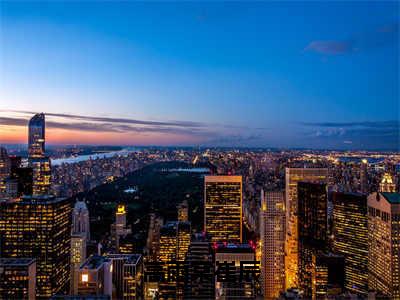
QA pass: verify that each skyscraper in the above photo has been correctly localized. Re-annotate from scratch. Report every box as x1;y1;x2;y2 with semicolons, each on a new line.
0;147;11;196
204;175;242;243
184;233;215;299
285;168;328;288
0;258;36;300
368;192;400;298
70;232;87;294
311;252;345;299
28;113;51;196
379;173;396;193
297;182;328;297
0;195;71;298
158;221;191;300
72;199;90;240
28;113;45;159
332;192;368;296
106;254;143;300
30;157;51;195
260;190;285;299
214;243;257;299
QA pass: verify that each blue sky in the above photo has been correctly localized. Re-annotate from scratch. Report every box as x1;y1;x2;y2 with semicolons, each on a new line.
0;1;398;149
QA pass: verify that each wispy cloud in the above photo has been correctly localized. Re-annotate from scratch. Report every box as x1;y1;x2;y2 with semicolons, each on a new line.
305;22;399;55
6;110;204;128
299;120;399;150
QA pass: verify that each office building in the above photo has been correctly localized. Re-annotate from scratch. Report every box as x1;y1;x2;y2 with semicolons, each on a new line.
311;252;345;299
75;255;112;297
214;243;257;300
105;254;143;300
70;233;87;294
360;159;368;194
28;113;45;159
30;157;51;196
368;192;400;298
0;258;36;300
298;182;327;297
184;233;215;299
332;192;368;295
259;190;285;299
285;168;328;288
158;221;191;300
204;175;242;243
0;195;71;298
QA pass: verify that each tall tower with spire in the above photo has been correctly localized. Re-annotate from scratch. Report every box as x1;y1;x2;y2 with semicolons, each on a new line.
379;173;396;193
72;199;90;239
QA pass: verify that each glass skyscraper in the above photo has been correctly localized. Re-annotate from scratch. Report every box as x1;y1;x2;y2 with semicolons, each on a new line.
332;192;368;296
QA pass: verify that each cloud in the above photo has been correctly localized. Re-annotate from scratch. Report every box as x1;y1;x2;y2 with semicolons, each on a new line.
299;120;399;150
305;41;352;55
7;110;204;128
301;120;399;129
0;115;214;137
305;22;399;55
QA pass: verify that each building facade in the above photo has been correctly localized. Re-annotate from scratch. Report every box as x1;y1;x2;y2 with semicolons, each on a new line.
285;168;328;288
332;192;368;295
260;190;285;299
0;195;71;298
368;192;400;298
204;176;242;243
0;258;36;300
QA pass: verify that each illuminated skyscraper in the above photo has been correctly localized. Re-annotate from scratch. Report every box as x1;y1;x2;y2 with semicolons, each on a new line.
106;254;143;300
70;233;87;294
30;157;51;195
379;173;396;193
28;113;45;159
297;182;328;297
285;168;328;288
177;199;189;222
332;192;368;296
0;147;11;196
214;243;257;299
260;190;285;299
0;258;36;300
28;114;51;195
158;221;191;299
184;233;215;299
0;195;71;298
72;199;90;240
204;175;242;243
368;192;400;299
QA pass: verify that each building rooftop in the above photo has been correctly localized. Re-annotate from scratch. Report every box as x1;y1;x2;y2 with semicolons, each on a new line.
214;243;254;253
0;258;35;266
81;255;109;270
105;254;142;265
382;192;400;204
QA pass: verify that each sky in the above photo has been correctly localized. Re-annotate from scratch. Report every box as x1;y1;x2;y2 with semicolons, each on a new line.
0;1;398;150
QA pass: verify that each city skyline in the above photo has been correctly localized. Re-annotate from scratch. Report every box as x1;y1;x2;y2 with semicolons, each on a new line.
0;2;398;150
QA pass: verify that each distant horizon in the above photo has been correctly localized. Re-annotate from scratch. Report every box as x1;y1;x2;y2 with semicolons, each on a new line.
1;142;398;153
